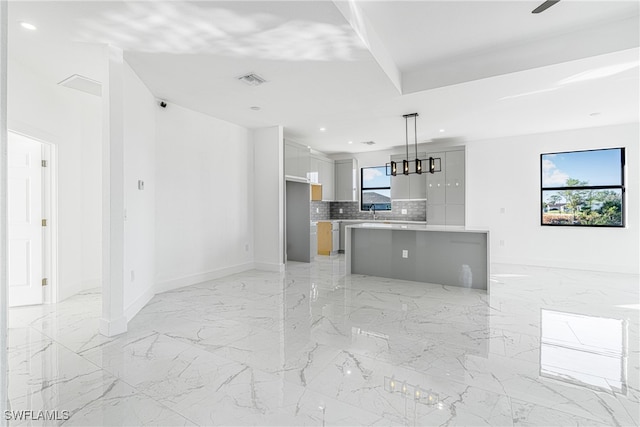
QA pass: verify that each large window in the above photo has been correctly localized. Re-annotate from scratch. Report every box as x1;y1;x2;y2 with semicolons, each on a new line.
541;148;625;227
361;166;391;211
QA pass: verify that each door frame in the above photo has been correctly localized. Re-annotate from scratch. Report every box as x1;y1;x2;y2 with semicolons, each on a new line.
8;130;58;304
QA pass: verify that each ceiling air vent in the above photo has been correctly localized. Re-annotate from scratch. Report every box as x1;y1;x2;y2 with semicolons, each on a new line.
58;74;102;96
361;141;376;146
237;73;267;87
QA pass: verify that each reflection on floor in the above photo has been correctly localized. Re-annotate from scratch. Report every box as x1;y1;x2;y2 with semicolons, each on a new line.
7;255;640;426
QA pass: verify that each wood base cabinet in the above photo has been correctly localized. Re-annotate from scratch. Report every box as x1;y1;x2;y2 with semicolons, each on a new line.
318;221;339;255
318;222;332;255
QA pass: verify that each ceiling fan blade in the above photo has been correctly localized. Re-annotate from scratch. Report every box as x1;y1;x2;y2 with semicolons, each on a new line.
532;0;561;14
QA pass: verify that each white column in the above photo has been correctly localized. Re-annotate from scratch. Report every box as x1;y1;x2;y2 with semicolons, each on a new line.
0;0;8;422
100;45;127;336
253;126;285;271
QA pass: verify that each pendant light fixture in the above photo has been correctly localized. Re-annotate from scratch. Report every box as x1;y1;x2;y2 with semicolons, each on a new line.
387;112;440;176
404;113;419;175
390;160;397;176
389;113;418;176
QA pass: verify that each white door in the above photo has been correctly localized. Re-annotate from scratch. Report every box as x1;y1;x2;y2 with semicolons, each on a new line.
8;132;43;307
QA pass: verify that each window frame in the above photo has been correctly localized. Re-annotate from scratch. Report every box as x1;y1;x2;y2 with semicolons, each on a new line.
360;166;392;212
540;147;625;228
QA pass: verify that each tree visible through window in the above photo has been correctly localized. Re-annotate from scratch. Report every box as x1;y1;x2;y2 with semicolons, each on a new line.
361;166;391;211
541;148;625;227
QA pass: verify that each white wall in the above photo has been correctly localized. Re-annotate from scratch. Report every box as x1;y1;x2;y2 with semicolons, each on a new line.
8;56;102;301
1;4;9;419
466;123;639;274
101;45;126;336
254;126;285;271
122;62;156;320
155;103;254;291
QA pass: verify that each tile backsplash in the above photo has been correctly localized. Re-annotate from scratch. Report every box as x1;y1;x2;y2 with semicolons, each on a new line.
310;201;331;221
329;200;426;222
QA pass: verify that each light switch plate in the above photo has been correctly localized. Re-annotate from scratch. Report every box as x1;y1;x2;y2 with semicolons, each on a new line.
401;209;407;215
138;180;145;190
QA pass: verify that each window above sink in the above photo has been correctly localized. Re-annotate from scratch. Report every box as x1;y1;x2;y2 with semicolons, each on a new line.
361;166;391;211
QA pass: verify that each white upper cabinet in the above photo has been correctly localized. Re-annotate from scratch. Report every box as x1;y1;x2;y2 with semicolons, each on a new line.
285;140;310;180
319;157;335;201
309;153;335;201
426;151;446;205
308;156;320;184
445;150;465;205
334;158;358;201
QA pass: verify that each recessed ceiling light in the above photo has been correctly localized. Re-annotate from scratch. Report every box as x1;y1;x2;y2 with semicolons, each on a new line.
439;129;445;133
589;112;601;117
250;106;261;111
20;22;37;31
319;127;326;132
348;141;353;144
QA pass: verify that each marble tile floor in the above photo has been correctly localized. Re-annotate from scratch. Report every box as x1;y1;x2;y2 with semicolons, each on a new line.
6;255;639;426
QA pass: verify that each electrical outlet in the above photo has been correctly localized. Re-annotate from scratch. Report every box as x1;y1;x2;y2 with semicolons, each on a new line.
402;250;408;258
316;207;319;213
339;208;343;214
401;209;407;215
138;180;144;190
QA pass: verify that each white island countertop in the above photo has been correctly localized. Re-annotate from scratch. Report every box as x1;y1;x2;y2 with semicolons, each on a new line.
346;222;489;234
337;219;428;225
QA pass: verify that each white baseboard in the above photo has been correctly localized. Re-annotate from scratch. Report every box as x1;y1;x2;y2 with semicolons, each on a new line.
156;262;255;293
125;286;155;322
99;316;127;337
491;255;639;275
253;262;285;272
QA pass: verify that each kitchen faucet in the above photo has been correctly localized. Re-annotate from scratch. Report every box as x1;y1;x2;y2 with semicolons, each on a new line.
369;205;377;220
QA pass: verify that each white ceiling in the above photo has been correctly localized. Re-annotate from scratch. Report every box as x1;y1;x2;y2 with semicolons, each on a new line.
359;1;638;71
8;0;640;154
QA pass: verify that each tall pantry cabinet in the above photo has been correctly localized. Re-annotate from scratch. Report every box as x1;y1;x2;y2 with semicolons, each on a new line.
426;149;465;225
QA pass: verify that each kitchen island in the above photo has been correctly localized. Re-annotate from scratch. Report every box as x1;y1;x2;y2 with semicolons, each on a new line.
345;223;490;291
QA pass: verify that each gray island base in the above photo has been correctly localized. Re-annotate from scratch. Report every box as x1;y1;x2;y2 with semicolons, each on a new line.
345;223;490;291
